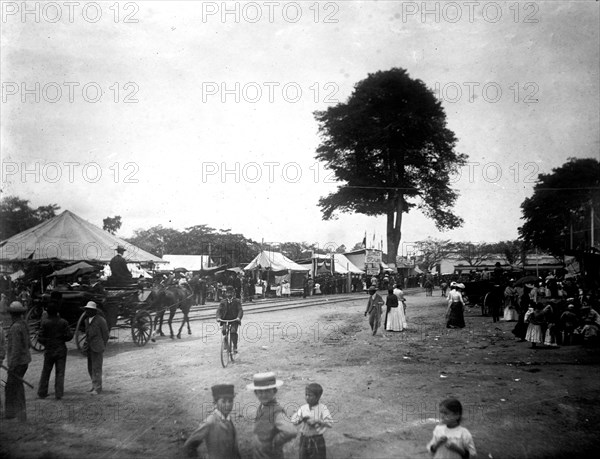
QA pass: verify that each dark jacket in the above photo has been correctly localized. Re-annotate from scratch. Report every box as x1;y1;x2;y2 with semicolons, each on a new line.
216;298;243;321
87;315;109;353
39;315;73;353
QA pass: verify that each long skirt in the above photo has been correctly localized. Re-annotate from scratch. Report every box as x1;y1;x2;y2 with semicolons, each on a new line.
503;306;518;322
385;305;407;331
447;302;465;329
526;324;543;343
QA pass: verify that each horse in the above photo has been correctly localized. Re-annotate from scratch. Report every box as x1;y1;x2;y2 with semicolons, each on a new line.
150;283;193;339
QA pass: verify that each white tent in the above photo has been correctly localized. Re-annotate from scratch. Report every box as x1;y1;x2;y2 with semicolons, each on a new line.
162;254;214;271
0;210;163;263
244;251;309;273
312;254;364;274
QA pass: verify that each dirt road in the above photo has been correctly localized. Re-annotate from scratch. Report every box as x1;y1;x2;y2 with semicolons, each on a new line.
1;291;599;459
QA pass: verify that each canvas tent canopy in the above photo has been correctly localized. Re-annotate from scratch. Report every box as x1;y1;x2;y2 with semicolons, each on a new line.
244;250;310;274
0;210;163;263
311;254;364;274
162;254;215;272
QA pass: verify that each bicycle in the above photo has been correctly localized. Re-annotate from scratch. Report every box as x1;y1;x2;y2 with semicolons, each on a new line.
218;319;238;368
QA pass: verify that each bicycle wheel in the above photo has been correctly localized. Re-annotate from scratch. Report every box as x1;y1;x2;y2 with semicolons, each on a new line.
229;340;236;364
220;333;230;368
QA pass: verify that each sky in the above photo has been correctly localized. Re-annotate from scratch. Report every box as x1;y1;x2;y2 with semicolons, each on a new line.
1;1;599;257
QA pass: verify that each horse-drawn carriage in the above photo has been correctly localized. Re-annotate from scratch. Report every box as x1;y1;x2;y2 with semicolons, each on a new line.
26;282;156;354
462;280;504;316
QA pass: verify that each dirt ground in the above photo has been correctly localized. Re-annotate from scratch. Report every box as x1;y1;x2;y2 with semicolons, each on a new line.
1;290;600;459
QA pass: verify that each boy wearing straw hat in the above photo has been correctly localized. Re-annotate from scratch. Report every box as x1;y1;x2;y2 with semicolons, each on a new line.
184;384;241;459
247;372;297;459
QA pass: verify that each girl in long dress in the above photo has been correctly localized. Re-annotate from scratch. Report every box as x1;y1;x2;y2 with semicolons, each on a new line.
503;281;519;321
446;284;466;329
525;302;546;348
385;288;407;332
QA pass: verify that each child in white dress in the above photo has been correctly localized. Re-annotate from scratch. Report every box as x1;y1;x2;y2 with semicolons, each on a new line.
427;398;476;459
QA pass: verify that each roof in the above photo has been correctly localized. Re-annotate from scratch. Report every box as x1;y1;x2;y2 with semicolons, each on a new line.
162;254;214;271
0;210;163;263
244;250;310;273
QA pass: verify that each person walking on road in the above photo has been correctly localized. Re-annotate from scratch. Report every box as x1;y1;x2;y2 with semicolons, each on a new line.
5;301;31;421
84;301;109;395
37;301;73;400
365;286;384;335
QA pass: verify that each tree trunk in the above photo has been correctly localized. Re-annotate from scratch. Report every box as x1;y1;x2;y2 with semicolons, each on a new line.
386;196;404;264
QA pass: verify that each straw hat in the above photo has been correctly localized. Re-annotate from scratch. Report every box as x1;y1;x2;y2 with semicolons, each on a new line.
8;301;26;313
84;301;98;310
246;372;283;390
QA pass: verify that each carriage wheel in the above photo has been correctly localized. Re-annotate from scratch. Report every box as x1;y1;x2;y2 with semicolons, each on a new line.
25;304;45;352
75;312;89;355
131;311;153;346
220;334;231;368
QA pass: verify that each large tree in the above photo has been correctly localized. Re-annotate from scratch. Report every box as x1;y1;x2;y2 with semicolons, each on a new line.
314;68;467;262
0;196;60;240
519;157;600;256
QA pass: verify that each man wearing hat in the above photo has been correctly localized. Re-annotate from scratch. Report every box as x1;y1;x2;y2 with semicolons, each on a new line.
84;301;109;395
184;384;241;459
109;245;132;285
5;301;31;421
37;300;74;400
216;286;243;354
364;286;385;336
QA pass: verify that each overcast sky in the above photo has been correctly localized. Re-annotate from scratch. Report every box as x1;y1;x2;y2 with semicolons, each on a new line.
1;1;599;255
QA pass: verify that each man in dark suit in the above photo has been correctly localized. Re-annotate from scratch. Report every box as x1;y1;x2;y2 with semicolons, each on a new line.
364;286;385;336
84;301;109;395
109;246;132;285
216;286;243;354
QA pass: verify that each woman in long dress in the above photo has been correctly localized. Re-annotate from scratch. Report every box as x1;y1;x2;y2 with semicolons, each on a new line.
503;280;519;321
446;283;466;329
385;287;407;332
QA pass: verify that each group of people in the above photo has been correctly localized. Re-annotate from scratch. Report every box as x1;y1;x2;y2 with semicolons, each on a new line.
184;373;333;459
0;298;109;422
364;284;408;335
184;371;475;459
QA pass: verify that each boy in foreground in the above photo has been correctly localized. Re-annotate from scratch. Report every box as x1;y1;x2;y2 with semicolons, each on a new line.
291;383;333;459
247;372;297;459
184;384;241;459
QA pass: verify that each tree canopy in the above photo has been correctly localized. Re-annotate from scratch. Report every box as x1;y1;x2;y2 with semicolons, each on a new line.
103;216;122;235
519;157;600;256
314;68;466;262
0;196;60;241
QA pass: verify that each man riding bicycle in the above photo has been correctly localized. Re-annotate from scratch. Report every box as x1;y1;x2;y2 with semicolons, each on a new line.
216;286;243;354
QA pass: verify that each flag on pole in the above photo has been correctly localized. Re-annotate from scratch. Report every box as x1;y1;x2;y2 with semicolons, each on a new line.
362;231;366;248
372;232;376;248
